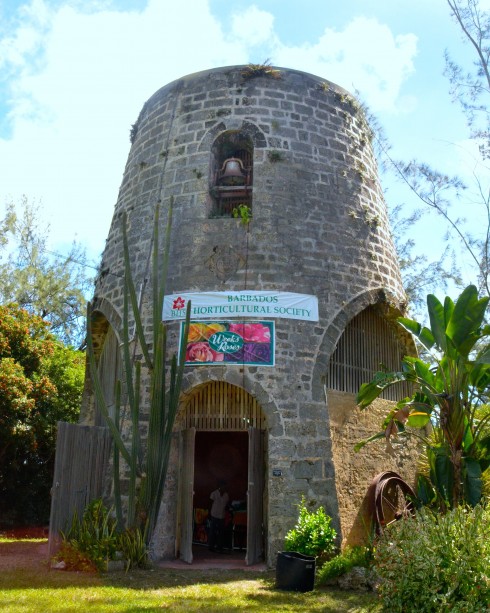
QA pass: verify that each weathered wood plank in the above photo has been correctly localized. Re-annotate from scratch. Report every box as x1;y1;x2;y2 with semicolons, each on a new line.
48;422;112;559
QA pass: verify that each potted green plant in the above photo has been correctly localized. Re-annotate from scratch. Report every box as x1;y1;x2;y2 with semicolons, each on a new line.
276;498;337;592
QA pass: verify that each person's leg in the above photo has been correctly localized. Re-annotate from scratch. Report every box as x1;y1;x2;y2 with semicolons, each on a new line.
216;518;225;551
208;517;217;551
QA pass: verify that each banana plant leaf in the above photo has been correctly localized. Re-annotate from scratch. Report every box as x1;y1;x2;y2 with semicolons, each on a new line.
428;446;453;508
447;287;488;357
356;371;409;409
398;316;435;351
463;457;483;507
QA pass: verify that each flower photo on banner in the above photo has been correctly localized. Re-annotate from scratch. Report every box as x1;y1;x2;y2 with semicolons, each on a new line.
182;321;274;366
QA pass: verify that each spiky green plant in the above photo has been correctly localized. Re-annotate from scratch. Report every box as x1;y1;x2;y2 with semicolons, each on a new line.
86;200;190;544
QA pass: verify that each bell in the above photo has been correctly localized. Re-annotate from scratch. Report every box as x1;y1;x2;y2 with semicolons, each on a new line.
219;158;246;185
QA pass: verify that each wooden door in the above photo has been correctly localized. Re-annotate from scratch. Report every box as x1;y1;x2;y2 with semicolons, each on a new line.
177;428;196;563
246;427;264;565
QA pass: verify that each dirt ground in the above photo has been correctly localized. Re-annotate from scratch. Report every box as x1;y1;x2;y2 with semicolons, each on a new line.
0;533;49;571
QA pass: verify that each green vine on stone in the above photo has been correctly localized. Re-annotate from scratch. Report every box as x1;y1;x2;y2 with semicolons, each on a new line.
268;150;284;163
232;204;253;225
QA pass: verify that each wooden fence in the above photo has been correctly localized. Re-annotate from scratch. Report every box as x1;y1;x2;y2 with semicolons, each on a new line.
48;421;112;559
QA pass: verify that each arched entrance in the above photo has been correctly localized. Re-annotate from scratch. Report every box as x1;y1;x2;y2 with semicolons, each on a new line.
176;381;266;565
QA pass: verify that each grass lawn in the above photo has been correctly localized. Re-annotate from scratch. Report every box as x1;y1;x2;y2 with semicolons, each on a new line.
0;539;381;612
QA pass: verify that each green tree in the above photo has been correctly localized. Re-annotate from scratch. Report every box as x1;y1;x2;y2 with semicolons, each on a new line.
0;304;84;527
356;285;490;510
0;197;93;348
445;0;490;157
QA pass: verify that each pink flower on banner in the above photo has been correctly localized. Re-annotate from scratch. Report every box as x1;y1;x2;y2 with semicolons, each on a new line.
186;342;224;363
229;323;270;342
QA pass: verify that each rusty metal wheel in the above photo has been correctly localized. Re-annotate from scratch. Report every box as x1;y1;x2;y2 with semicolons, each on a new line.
370;471;416;534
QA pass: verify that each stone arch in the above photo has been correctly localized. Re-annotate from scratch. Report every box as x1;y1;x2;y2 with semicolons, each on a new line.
198;119;267;153
209;129;254;217
90;296;122;358
312;287;414;401
327;305;413;399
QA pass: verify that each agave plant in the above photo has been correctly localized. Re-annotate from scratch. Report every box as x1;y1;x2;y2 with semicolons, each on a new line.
87;200;190;542
356;285;490;510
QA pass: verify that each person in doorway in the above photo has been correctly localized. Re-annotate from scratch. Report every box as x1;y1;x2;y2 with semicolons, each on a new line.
208;480;229;553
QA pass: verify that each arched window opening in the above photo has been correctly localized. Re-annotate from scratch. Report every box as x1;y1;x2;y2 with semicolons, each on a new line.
178;381;265;430
210;131;253;217
92;321;122;426
327;306;411;401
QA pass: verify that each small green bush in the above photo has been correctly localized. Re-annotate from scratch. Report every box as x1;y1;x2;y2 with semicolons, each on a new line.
118;527;150;570
58;499;119;572
316;546;372;584
284;498;337;561
374;503;490;612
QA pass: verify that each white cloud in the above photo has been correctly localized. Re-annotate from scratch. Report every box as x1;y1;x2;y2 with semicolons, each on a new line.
0;1;418;259
271;17;418;113
231;5;276;47
0;0;250;257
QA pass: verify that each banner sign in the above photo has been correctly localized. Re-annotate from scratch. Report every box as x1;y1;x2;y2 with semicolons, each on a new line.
164;291;318;322
181;320;275;366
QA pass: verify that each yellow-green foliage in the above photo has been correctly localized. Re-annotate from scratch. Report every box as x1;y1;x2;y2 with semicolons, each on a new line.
374;504;490;612
316;546;372;584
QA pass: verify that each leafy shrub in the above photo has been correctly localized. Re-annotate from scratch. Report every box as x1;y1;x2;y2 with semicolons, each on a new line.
55;499;150;572
374;503;490;612
0;304;84;528
284;498;337;561
55;541;97;572
316;546;373;584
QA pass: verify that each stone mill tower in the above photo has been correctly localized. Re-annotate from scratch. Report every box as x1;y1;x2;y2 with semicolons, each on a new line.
80;65;417;566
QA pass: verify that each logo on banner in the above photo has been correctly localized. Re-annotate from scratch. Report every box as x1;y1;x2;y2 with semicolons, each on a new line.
172;296;186;310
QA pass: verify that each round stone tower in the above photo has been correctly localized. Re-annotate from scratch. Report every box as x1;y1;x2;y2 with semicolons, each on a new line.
82;65;416;566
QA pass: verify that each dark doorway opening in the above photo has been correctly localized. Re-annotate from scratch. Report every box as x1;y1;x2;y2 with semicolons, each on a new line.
192;431;248;555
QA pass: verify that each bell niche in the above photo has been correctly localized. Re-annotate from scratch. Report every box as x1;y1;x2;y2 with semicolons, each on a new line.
210;130;253;217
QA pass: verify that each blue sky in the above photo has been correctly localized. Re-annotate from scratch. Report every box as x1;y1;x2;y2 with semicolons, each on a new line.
0;0;485;289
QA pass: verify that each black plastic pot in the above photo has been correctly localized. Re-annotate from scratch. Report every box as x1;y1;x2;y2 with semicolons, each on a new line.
275;551;316;592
